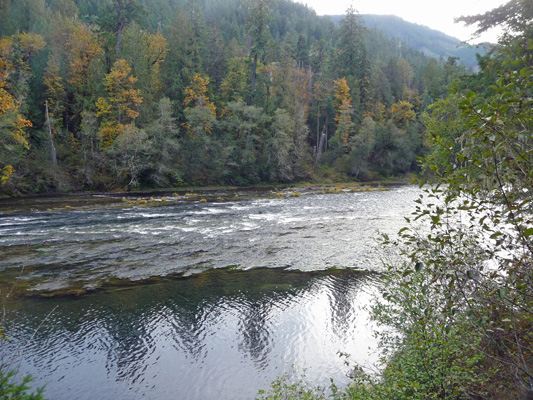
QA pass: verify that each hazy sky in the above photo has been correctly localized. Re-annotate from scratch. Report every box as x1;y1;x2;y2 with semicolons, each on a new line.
294;0;508;43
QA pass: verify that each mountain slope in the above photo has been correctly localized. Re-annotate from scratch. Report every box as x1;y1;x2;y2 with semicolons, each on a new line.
330;14;486;67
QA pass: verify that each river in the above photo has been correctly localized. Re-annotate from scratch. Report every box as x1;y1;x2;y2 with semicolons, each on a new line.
0;185;420;399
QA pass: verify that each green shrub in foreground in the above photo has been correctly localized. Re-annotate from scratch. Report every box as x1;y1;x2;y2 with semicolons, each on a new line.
0;370;47;400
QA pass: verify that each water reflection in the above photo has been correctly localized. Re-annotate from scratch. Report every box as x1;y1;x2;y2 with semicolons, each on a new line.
0;187;421;398
1;268;378;400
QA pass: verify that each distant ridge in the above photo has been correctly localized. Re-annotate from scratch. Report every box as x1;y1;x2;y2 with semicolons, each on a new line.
329;14;487;67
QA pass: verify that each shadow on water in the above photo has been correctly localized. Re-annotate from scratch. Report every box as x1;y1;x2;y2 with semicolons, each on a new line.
0;268;378;400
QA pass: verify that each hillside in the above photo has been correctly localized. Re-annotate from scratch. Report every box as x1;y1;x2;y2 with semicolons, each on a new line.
330;14;487;67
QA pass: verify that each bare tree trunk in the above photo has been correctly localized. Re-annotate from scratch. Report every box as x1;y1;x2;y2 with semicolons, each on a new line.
315;124;327;165
324;112;328;150
316;105;320;149
250;53;258;106
246;52;259;145
116;24;123;61
45;101;58;169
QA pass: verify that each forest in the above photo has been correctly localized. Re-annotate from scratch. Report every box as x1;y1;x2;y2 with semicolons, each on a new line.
0;0;472;196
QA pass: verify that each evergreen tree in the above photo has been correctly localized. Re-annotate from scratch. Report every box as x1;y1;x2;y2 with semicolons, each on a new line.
245;0;272;106
334;6;368;122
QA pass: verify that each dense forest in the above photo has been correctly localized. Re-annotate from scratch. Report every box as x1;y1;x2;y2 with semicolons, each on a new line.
0;0;471;195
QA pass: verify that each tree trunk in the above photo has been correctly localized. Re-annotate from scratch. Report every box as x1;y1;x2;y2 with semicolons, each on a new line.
45;101;58;169
316;105;320;149
315;124;326;164
325;113;328;151
250;53;258;106
116;21;124;61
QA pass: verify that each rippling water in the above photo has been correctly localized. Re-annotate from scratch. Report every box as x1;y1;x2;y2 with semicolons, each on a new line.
0;185;421;399
1;269;378;400
0;186;420;293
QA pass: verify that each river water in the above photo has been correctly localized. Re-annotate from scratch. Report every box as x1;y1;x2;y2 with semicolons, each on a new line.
0;185;420;399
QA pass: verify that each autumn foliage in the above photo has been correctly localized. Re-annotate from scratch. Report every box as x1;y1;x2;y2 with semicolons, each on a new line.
183;73;216;135
0;33;45;185
0;0;465;194
333;77;353;152
96;59;142;145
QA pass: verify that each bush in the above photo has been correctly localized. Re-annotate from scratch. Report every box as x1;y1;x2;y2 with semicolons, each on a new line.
0;370;47;400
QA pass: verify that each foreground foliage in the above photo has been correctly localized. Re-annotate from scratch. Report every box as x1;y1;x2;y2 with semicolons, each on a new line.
0;370;46;400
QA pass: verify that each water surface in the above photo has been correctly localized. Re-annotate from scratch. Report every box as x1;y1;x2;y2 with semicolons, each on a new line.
0;186;419;294
0;185;420;399
2;268;378;400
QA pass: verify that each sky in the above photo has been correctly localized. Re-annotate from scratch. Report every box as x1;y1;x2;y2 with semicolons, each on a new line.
294;0;509;43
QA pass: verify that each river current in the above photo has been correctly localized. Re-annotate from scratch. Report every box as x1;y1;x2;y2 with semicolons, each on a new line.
0;185;420;399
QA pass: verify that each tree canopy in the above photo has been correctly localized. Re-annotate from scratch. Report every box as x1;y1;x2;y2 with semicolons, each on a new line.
0;0;470;194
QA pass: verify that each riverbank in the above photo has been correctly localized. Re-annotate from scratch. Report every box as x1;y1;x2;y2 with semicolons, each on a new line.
0;174;415;201
0;180;406;214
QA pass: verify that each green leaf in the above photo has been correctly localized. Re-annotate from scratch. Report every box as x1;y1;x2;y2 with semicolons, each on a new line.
523;228;533;238
414;262;423;272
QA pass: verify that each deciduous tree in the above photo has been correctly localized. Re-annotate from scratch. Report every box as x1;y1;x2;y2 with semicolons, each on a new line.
332;77;353;153
0;33;45;186
96;58;142;147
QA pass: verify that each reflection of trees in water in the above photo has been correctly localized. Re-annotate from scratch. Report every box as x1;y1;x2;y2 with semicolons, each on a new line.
0;306;110;372
99;311;156;381
236;296;276;368
95;279;230;377
2;288;164;382
0;269;369;387
163;300;223;360
232;271;313;368
324;274;363;339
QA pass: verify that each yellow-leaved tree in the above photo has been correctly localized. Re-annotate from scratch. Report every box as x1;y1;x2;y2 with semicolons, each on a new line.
0;33;45;186
120;23;168;121
96;58;142;148
144;31;168;95
390;100;415;129
333;77;353;153
65;21;101;90
182;73;216;136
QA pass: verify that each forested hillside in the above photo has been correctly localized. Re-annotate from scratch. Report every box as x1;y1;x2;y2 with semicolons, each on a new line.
0;0;466;195
358;14;486;68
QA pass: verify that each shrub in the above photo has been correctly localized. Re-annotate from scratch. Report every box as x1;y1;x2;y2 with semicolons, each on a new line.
0;370;47;400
